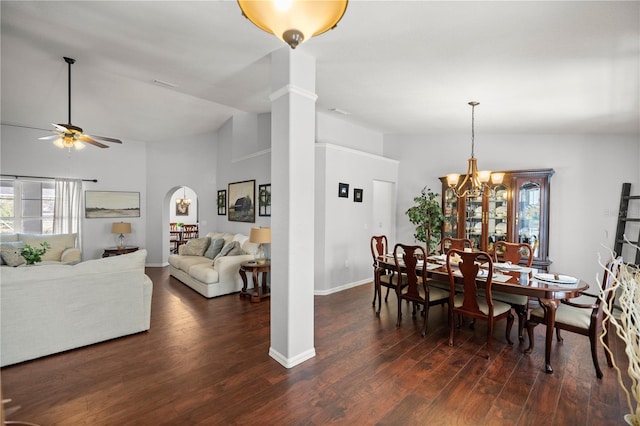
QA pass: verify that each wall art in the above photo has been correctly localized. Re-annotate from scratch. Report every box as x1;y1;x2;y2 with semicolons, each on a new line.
258;184;271;217
228;180;255;222
338;182;349;198
217;190;227;215
85;191;140;218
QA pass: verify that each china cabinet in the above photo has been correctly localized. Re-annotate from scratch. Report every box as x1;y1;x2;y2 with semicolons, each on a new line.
440;168;554;270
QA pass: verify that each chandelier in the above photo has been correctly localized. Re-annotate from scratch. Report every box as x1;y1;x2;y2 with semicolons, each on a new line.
176;187;191;208
446;101;504;198
237;0;348;49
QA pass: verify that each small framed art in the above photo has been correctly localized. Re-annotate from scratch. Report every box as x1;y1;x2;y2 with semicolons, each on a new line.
338;182;349;198
258;184;271;217
217;190;227;215
354;188;363;202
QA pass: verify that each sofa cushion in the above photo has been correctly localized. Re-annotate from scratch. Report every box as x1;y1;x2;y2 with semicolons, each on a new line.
181;237;210;256
0;246;26;267
0;234;19;243
204;238;225;259
20;233;77;262
0;241;24;266
168;254;211;272
214;241;239;261
187;263;220;285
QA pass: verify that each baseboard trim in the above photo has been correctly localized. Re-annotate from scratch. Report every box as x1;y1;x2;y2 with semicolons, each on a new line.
314;279;370;296
269;346;316;369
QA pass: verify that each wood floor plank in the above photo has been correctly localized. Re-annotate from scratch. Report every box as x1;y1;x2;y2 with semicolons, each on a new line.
1;266;631;425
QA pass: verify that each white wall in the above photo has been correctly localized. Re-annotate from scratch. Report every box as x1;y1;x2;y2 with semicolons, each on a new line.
384;132;640;287
1;124;147;260
145;131;218;266
317;111;384;156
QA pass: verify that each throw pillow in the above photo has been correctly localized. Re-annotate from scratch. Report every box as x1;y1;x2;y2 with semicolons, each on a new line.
0;246;26;267
213;241;238;262
226;244;245;256
181;237;210;256
0;241;24;266
204;238;225;259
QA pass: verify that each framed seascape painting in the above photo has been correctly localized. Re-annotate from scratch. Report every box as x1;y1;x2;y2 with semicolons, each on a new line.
228;180;255;223
217;190;227;215
258;183;271;217
85;191;140;218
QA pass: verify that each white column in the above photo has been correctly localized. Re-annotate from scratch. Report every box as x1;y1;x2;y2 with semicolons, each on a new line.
268;47;316;368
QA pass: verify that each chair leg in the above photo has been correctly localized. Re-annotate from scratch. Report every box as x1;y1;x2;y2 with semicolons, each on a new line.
590;334;604;379
396;295;403;327
421;303;429;337
524;321;536;354
372;279;377;307
448;309;455;347
384;287;391;302
515;305;527;342
485;321;494;359
603;322;614;368
555;326;563;342
505;313;514;345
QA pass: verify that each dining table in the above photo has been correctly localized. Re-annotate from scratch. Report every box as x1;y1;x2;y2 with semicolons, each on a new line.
376;253;589;375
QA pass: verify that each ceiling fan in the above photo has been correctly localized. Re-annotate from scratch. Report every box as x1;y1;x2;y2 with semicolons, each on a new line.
39;56;122;150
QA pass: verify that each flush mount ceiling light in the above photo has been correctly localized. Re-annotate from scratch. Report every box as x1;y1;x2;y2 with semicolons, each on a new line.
237;0;348;49
39;57;123;151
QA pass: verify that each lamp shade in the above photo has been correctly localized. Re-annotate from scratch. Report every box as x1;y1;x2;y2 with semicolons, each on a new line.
249;227;271;244
237;0;348;49
111;222;131;234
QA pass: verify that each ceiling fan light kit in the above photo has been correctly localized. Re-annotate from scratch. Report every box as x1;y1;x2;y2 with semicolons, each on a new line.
39;56;123;151
237;0;348;49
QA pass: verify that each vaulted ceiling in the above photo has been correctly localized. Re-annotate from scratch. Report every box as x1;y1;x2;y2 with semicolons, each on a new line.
1;1;638;144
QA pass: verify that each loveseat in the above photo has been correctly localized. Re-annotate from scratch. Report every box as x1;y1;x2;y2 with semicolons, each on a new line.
0;233;81;266
168;232;257;298
0;250;152;366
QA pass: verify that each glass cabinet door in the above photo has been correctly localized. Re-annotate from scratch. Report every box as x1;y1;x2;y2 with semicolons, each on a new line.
442;188;458;239
464;193;483;249
487;184;509;254
516;180;542;258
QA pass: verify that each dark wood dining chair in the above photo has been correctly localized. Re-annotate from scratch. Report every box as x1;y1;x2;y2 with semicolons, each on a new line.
446;249;514;358
441;237;473;254
525;256;623;378
393;244;449;336
371;235;406;315
491;241;534;341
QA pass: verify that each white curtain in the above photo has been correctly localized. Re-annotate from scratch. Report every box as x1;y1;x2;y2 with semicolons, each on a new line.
54;178;83;250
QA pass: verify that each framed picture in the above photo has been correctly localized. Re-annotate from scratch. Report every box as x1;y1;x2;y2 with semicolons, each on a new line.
258;184;271;217
175;202;189;216
85;191;140;218
228;180;255;223
354;188;363;202
338;182;349;198
217;190;227;215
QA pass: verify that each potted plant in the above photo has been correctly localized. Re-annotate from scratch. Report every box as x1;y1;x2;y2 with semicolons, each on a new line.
405;187;444;255
20;242;51;265
599;241;640;426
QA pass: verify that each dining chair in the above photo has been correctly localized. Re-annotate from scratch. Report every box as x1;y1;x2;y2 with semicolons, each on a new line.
441;237;473;254
491;241;534;341
525;256;623;378
446;249;514;358
371;235;406;315
394;244;449;336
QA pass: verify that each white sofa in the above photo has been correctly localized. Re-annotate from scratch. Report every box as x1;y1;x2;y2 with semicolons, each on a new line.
0;233;81;265
168;232;257;298
0;250;152;367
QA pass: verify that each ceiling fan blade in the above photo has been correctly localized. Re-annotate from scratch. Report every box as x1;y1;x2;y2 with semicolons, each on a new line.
85;133;122;144
39;134;60;140
78;135;109;148
52;123;68;132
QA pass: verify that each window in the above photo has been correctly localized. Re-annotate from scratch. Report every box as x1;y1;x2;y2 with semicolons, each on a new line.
0;179;54;234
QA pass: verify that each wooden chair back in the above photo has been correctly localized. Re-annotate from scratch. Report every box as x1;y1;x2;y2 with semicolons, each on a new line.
442;237;472;254
393;244;427;305
493;241;533;267
370;235;388;266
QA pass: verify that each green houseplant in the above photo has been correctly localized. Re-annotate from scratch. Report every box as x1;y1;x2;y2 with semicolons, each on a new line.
20;242;51;265
405;187;444;255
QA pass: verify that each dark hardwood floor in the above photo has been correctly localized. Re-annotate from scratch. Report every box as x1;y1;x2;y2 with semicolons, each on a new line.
1;266;630;425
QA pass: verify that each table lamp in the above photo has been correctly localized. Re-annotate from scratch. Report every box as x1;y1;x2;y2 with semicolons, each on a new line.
249;227;271;265
112;222;131;249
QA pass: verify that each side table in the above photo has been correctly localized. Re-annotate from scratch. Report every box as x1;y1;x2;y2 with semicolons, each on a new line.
239;261;270;303
102;246;139;258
